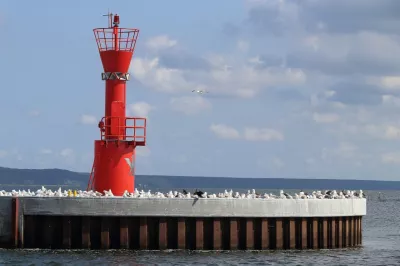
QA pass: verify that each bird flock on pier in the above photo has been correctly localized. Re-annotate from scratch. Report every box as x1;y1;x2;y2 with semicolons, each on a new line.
0;187;366;199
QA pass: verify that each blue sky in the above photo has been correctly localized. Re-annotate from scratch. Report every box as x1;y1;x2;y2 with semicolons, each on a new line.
2;0;400;180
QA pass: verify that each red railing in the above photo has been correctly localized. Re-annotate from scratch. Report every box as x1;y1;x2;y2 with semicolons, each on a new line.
98;116;146;145
93;28;139;52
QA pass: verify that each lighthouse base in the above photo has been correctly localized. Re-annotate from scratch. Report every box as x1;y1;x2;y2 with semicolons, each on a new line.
93;140;135;196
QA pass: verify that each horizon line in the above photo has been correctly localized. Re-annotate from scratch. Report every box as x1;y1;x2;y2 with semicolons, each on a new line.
0;166;397;182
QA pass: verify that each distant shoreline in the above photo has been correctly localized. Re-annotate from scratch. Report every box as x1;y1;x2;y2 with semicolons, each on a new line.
0;166;398;191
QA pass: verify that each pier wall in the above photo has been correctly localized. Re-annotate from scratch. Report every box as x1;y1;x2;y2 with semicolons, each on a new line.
0;197;366;250
0;197;12;247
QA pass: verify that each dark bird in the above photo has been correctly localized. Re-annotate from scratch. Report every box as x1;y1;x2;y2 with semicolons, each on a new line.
194;189;204;198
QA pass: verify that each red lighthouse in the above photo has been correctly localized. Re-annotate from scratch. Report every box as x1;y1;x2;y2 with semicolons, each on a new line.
87;13;147;196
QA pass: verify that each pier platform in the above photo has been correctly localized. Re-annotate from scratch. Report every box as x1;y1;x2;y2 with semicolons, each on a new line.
0;197;366;250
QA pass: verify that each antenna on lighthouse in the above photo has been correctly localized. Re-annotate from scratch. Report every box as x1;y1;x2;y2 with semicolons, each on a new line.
103;10;113;28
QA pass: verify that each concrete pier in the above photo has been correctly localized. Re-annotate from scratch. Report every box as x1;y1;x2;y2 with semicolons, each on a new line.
0;197;366;250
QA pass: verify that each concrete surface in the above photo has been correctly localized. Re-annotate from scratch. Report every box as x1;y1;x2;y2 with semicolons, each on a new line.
16;197;367;217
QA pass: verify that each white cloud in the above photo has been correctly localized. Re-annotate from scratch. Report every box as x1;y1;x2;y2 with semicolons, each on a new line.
380;76;400;90
0;150;7;158
243;128;284;141
60;148;74;158
39;149;53;155
210;124;241;140
131;57;193;94
339;123;400;141
80;114;97;125
303;35;320;51
382;95;400;107
319;142;370;167
309;91;338;108
136;146;151;157
210;124;284;142
170;96;212;115
384;126;400;140
59;148;75;165
313;112;340;123
248;56;264;65
146;35;177;50
131;52;306;98
382;152;400;165
334;142;358;159
127;102;154;117
237;40;249;52
9;148;22;161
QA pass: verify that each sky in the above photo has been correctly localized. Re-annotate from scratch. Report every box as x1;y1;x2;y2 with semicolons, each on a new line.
1;0;400;180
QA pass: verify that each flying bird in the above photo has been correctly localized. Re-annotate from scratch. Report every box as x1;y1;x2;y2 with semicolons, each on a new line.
192;90;209;94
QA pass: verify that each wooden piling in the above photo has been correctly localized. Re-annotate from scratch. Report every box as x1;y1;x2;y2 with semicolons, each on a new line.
24;216;35;248
81;217;91;249
246;219;254;250
276;219;283;249
289;219;295;249
331;218;336;248
120;217;129;249
322;218;328;249
354;217;358;246
359;216;362;245
62;217;71;249
345;217;349;247
261;218;269;250
12;198;19;248
338;218;343;248
139;217;148;249
213;218;222;250
15;215;364;250
101;217;110;249
230;218;238;250
195;218;204;250
158;217;167;250
177;218;185;249
301;218;307;249
312;218;318;249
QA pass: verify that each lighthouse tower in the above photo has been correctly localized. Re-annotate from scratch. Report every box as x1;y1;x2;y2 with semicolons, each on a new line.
87;13;147;196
